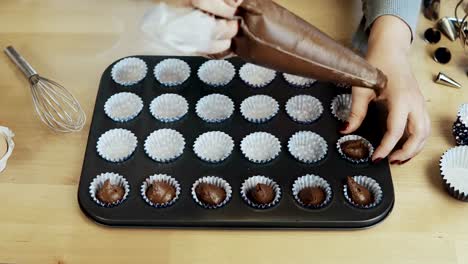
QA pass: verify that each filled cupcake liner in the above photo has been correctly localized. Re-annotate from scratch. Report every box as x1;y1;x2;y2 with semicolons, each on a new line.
197;60;235;86
330;94;352;122
240;175;281;209
288;131;327;163
343;175;383;209
193;131;234;163
89;172;130;207
240;95;279;123
111;57;148;86
440;146;468;201
452;104;468;145
282;73;316;88
0;126;14;173
144;129;185;162
96;128;138;162
239;63;276;88
195;93;234;123
154;58;191;86
149;93;189;122
140;174;181;208
104;92;143;122
191;176;232;209
240;132;281;163
336;135;374;164
285;95;323;123
292;174;332;209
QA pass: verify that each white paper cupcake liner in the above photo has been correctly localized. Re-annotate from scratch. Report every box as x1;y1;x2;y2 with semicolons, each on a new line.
144;129;185;162
288;131;327;163
343;175;383;209
0;126;14;173
240;175;281;209
330;94;352;122
89;172;130;207
240;132;281;163
336;135;374;164
240;95;279;123
239;63;276;88
140;174;181;208
197;60;235;86
282;73;316;88
285;95;323;123
96;128;138;162
111;57;147;86
104;92;143;122
149;93;189;122
191;176;232;209
154;58;191;86
193;131;234;163
440;146;468;201
195;93;234;123
292;174;332;209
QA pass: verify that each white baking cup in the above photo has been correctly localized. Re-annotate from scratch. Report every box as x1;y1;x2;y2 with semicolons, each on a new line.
191;176;232;209
282;73;316;87
343;175;383;209
440;146;468;201
288;131;327;163
197;60;235;86
336;135;374;164
292;174;332;209
96;128;138;162
193;131;234;163
239;63;276;88
240;95;279;123
111;57;148;86
240;175;281;209
330;94;352;122
104;92;143;122
0;126;14;173
149;93;189;122
285;95;323;123
154;58;191;86
89;172;130;207
144;129;185;162
195;93;234;122
240;132;281;163
141;174;181;208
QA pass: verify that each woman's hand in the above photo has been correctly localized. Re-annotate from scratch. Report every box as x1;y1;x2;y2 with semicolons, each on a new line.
340;15;430;165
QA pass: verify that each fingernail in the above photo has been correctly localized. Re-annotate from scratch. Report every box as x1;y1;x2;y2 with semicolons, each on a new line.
390;160;400;165
339;121;349;132
372;158;382;164
399;158;411;165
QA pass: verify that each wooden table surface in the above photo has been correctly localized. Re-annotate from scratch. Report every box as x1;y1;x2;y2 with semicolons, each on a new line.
0;0;467;263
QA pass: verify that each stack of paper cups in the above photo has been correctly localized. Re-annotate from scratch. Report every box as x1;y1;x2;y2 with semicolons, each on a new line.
0;126;14;173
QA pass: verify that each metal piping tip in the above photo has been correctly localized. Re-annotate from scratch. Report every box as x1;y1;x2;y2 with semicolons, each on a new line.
435;72;462;88
439;17;458;41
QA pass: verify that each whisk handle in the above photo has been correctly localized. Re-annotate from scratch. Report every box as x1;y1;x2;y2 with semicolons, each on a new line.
4;46;38;79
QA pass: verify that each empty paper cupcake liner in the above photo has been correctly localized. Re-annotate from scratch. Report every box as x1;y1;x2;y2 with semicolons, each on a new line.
0;126;14;173
96;128;138;162
292;174;332;209
144;129;185;162
240;95;279;123
343;175;383;209
330;94;352;122
141;174;181;208
154;58;191;86
89;172;130;207
195;93;234;123
282;73;316;88
197;60;235;86
111;57;148;86
285;95;323;123
240;132;281;163
440;146;468;201
240;175;281;209
239;63;276;88
104;92;143;122
149;93;189;122
452;104;468;145
288;131;327;164
336;135;374;164
193;131;234;163
191;176;232;209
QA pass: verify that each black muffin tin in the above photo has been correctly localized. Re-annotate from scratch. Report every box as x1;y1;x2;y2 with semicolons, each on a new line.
78;56;394;228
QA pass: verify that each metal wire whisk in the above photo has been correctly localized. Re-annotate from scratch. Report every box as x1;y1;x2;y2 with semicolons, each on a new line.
455;0;468;51
4;46;86;132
